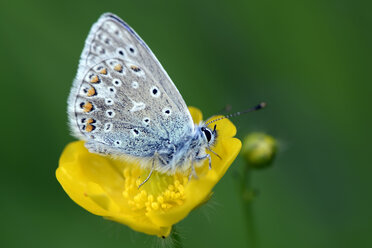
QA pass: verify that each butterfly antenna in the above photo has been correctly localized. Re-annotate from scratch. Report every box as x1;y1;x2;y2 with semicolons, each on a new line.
205;102;267;125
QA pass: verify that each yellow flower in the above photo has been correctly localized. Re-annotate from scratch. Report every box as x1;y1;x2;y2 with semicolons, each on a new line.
56;107;241;237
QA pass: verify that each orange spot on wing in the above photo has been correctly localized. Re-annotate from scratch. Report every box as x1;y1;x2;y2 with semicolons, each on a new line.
85;124;94;132
87;87;96;97
90;75;100;83
83;102;93;112
114;64;123;72
100;68;107;75
130;65;141;72
86;118;94;124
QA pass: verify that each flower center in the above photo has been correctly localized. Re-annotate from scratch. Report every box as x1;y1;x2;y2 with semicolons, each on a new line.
122;166;188;213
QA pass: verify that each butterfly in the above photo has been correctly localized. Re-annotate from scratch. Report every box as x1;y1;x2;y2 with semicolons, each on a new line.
67;13;221;185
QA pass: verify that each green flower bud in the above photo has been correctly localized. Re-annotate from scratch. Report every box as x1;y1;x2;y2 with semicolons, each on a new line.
241;132;277;169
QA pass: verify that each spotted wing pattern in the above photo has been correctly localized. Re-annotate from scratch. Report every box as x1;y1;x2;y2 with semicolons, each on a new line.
68;13;194;159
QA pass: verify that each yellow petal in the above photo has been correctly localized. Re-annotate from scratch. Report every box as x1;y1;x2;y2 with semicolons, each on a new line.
146;117;241;226
56;142;111;216
188;106;203;123
57;141;170;237
56;107;241;237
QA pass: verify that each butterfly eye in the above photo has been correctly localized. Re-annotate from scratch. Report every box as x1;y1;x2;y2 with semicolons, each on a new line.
202;127;212;143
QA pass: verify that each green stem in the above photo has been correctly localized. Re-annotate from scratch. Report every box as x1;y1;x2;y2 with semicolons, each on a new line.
241;165;258;248
170;226;183;248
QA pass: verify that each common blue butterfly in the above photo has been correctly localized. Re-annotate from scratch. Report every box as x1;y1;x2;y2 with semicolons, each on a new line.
68;13;222;186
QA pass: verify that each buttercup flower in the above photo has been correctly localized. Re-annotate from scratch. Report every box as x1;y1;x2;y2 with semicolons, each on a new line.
56;107;241;237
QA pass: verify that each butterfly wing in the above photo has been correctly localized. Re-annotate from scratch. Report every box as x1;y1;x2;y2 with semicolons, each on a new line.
68;13;194;159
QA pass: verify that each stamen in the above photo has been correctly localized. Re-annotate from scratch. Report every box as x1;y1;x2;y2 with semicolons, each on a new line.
122;167;187;213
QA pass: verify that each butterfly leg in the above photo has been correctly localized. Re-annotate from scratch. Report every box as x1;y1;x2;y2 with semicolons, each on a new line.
207;154;212;169
188;160;199;181
207;147;222;160
195;154;212;169
138;159;155;189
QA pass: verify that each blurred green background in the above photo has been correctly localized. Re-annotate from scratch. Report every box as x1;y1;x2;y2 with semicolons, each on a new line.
1;0;371;247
